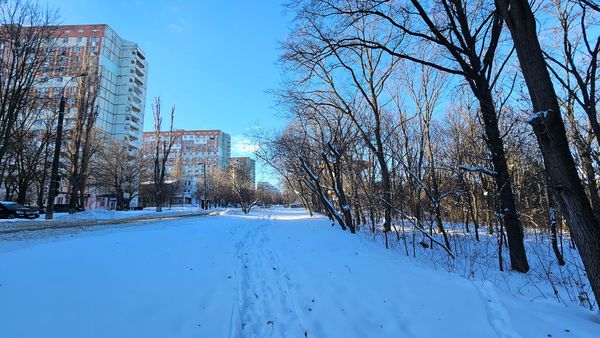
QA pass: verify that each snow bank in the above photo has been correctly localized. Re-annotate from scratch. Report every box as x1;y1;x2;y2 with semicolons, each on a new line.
0;207;213;233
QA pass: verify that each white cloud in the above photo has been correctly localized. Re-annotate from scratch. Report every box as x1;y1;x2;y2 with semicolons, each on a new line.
168;23;184;32
231;135;259;157
168;17;187;33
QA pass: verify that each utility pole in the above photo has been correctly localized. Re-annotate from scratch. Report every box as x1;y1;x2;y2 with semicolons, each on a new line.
45;74;87;220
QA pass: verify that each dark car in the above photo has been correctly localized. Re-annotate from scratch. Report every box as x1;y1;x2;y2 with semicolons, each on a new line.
0;202;40;219
25;206;45;215
52;204;84;213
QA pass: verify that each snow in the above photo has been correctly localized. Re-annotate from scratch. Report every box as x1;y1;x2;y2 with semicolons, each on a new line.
459;164;497;176
528;110;550;123
0;208;598;337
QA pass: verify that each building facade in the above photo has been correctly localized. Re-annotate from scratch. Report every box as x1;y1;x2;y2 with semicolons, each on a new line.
257;181;279;194
141;130;232;204
39;24;148;151
230;157;256;187
27;24;149;209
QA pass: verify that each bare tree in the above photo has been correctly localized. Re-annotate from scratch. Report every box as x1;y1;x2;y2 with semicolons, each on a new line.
197;167;235;208
0;0;59;184
545;1;600;147
404;63;451;250
95;141;149;210
151;97;177;212
66;57;100;213
166;152;184;208
8;108;54;204
282;12;398;236
231;161;258;214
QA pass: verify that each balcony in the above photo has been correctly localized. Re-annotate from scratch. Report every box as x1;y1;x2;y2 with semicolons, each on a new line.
136;50;146;61
130;123;139;132
128;128;139;139
131;103;141;113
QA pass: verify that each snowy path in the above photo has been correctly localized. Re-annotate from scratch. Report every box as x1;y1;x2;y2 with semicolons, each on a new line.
0;208;597;338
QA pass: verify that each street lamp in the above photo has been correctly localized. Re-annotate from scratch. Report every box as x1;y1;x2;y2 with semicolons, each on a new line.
198;162;208;210
45;73;88;220
204;163;208;210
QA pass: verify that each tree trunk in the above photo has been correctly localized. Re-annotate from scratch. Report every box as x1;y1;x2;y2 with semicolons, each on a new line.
379;155;392;233
547;185;566;266
469;190;480;241
477;79;529;272
155;185;163;212
425;120;451;251
322;151;355;233
496;0;600;304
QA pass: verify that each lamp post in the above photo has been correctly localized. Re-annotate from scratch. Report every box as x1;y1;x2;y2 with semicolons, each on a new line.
203;162;208;210
45;73;87;220
198;162;208;210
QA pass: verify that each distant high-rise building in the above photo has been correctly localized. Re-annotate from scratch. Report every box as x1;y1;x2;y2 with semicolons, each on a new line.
39;24;148;150
141;129;232;204
230;157;256;187
257;181;279;194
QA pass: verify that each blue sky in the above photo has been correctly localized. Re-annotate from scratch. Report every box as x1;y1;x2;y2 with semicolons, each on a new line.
48;0;290;183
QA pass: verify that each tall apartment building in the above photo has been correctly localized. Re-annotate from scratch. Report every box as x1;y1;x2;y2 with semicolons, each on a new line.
39;24;148;150
141;130;232;203
230;157;256;187
257;181;279;194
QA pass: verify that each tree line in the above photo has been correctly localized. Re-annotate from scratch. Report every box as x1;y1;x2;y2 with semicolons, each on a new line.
258;0;600;308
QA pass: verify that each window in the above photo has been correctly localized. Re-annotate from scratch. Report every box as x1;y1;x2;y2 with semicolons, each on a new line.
77;37;82;42
62;37;68;43
90;46;97;52
75;47;81;52
91;36;98;42
61;47;67;53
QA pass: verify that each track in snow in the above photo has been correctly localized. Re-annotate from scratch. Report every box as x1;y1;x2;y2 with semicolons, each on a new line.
230;215;305;338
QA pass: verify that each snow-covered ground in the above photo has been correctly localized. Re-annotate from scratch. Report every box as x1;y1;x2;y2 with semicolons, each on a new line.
0;208;597;337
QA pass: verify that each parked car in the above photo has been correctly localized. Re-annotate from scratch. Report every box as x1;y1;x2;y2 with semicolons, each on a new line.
0;202;40;219
25;206;45;215
52;204;84;213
